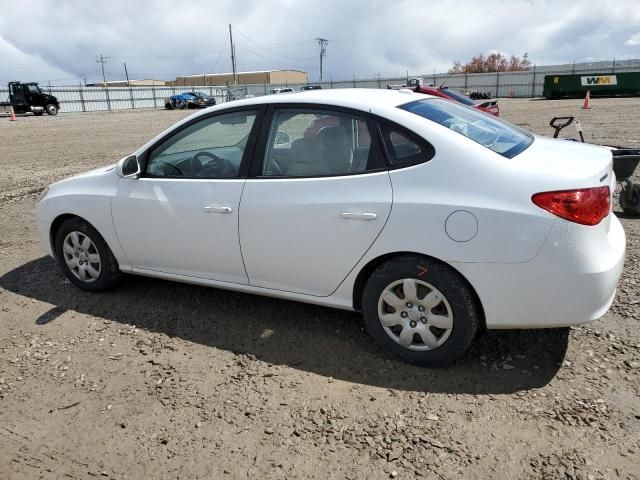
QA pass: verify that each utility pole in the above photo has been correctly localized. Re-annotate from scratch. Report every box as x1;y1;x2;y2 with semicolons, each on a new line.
124;62;130;86
229;24;237;85
96;54;111;111
96;54;109;87
316;38;328;81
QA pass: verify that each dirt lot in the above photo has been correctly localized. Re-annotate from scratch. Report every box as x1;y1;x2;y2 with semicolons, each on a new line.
1;98;639;480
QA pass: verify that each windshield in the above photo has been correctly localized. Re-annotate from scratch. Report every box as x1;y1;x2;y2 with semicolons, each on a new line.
188;92;204;98
439;88;475;106
400;98;533;158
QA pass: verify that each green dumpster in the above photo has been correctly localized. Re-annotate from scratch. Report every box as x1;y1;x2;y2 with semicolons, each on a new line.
543;72;640;99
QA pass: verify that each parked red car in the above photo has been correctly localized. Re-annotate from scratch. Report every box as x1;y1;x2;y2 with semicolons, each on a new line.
390;79;500;117
427;87;499;117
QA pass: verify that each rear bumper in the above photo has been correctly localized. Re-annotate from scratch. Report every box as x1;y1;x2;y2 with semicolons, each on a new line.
453;215;626;328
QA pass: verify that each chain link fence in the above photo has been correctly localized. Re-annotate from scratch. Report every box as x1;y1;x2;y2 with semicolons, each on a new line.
2;60;639;113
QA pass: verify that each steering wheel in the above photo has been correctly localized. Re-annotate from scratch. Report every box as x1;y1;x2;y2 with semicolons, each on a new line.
154;159;185;176
192;151;232;177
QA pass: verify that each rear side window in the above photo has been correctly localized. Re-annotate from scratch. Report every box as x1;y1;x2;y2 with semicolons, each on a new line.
380;122;435;168
261;109;385;177
400;98;533;158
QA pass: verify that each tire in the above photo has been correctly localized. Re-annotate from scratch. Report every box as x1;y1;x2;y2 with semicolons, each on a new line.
54;217;121;292
361;255;480;366
620;183;640;217
45;104;58;115
165;102;173;110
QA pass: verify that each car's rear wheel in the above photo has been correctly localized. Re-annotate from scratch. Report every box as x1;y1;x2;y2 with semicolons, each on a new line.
362;255;480;366
54;217;121;292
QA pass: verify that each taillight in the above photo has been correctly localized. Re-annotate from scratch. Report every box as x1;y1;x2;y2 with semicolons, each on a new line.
532;186;610;226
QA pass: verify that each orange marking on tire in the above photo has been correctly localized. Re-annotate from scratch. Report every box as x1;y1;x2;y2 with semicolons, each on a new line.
417;266;428;277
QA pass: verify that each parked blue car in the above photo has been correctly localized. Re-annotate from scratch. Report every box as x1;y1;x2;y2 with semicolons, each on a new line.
164;91;216;110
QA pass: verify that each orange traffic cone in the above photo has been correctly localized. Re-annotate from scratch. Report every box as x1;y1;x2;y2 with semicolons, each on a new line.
9;106;17;121
582;90;591;109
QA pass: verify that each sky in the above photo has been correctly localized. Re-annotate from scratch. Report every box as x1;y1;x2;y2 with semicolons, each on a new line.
1;0;640;85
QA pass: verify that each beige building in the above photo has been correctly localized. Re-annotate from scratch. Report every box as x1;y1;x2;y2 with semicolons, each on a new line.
173;70;308;86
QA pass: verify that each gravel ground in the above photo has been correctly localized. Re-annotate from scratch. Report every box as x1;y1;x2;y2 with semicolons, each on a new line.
0;98;639;480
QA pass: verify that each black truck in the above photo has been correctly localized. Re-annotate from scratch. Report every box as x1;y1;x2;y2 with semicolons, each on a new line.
1;82;60;116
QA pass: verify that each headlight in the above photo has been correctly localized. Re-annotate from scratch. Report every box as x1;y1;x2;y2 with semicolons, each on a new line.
36;186;49;203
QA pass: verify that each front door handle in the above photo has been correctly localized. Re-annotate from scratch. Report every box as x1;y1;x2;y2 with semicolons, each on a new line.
340;212;377;221
204;206;233;214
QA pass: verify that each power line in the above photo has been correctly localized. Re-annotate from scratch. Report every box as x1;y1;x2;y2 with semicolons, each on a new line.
209;37;228;73
234;45;316;62
232;27;316;63
234;41;315;71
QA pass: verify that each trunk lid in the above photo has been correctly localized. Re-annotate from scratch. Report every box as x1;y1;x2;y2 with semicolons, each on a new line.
518;136;613;177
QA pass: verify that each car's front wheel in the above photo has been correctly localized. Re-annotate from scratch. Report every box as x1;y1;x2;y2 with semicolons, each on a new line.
362;255;480;366
45;104;58;115
54;217;121;292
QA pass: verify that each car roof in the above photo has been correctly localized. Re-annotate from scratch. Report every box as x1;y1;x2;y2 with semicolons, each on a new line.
221;88;431;111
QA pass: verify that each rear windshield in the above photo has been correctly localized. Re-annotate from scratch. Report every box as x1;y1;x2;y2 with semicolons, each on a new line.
400;98;533;158
439;88;475;106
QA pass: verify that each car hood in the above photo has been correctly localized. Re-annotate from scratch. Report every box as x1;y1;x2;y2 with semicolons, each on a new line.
517;136;612;175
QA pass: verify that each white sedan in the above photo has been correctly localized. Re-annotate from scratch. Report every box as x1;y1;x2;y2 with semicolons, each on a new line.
35;89;625;365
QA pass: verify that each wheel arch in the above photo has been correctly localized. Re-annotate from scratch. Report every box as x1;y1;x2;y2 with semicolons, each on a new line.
351;251;486;329
49;214;103;259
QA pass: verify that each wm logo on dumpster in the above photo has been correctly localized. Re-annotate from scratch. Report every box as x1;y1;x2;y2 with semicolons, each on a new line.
580;75;617;86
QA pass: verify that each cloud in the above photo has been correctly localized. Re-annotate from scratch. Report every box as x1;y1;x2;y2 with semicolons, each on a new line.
0;0;639;85
626;32;640;46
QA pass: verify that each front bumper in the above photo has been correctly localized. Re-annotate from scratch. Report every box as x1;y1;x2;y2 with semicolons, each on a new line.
453;215;626;329
37;219;54;258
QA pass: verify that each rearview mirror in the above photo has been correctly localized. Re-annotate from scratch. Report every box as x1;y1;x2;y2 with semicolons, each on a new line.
116;155;141;178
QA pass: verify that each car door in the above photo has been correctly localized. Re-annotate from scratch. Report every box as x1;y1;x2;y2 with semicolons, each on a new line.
112;108;262;284
239;106;393;296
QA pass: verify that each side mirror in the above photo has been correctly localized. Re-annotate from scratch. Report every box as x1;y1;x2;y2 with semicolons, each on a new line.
275;132;290;145
116;155;141;178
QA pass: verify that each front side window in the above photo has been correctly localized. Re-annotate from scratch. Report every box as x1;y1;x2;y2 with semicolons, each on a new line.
27;84;41;94
400;98;533;158
146;110;257;178
261;109;384;177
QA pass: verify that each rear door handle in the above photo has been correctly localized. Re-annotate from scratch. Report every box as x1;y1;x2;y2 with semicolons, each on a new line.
204;206;233;214
340;212;377;221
